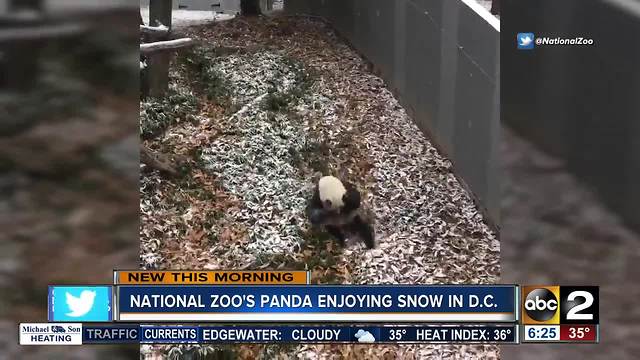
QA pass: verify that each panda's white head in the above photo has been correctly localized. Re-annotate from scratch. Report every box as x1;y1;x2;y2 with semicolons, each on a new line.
318;176;346;211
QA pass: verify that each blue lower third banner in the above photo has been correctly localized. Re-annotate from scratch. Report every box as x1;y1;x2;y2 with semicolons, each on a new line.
116;285;517;322
83;324;518;344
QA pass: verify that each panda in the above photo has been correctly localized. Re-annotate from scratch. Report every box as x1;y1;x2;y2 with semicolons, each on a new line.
305;175;375;249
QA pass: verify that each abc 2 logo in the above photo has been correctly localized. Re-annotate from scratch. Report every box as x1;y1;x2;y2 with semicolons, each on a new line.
521;286;599;325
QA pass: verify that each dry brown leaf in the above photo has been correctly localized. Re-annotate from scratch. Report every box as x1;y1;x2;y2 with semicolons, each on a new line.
219;227;234;243
185;228;205;243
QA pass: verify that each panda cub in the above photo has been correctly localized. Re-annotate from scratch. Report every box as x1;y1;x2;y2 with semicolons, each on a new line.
306;175;375;249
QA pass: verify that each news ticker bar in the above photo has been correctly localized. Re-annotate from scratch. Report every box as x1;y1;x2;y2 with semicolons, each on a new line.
21;323;520;345
19;323;603;345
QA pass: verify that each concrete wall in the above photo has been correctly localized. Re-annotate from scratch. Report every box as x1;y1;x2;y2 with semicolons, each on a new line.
502;0;640;232
140;0;240;13
0;0;135;13
285;0;501;226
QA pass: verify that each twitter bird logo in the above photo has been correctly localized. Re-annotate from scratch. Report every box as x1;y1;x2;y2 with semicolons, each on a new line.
65;290;96;317
49;286;112;322
517;33;535;49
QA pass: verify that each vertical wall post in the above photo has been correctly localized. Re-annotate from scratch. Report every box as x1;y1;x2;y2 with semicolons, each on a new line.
4;0;44;91
148;0;172;97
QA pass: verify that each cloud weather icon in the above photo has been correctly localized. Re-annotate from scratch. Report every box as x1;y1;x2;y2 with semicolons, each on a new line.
65;290;96;317
354;329;376;343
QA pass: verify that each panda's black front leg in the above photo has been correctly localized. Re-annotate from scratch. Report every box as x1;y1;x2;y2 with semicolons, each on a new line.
349;215;375;249
325;225;346;247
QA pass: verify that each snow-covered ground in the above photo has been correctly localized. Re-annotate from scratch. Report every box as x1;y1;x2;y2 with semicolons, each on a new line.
140;15;500;359
140;7;235;28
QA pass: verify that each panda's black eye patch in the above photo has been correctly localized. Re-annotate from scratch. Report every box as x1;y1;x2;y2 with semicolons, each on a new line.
323;199;333;209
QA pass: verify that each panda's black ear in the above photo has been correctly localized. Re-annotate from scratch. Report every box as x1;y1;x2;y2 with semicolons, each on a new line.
342;187;361;212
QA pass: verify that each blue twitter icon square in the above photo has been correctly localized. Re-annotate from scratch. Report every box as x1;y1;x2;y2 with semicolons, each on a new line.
48;286;112;322
517;32;535;49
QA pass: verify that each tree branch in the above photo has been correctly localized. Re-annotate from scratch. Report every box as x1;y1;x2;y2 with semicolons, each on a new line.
140;24;170;38
140;38;194;55
141;145;179;177
228;93;269;121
